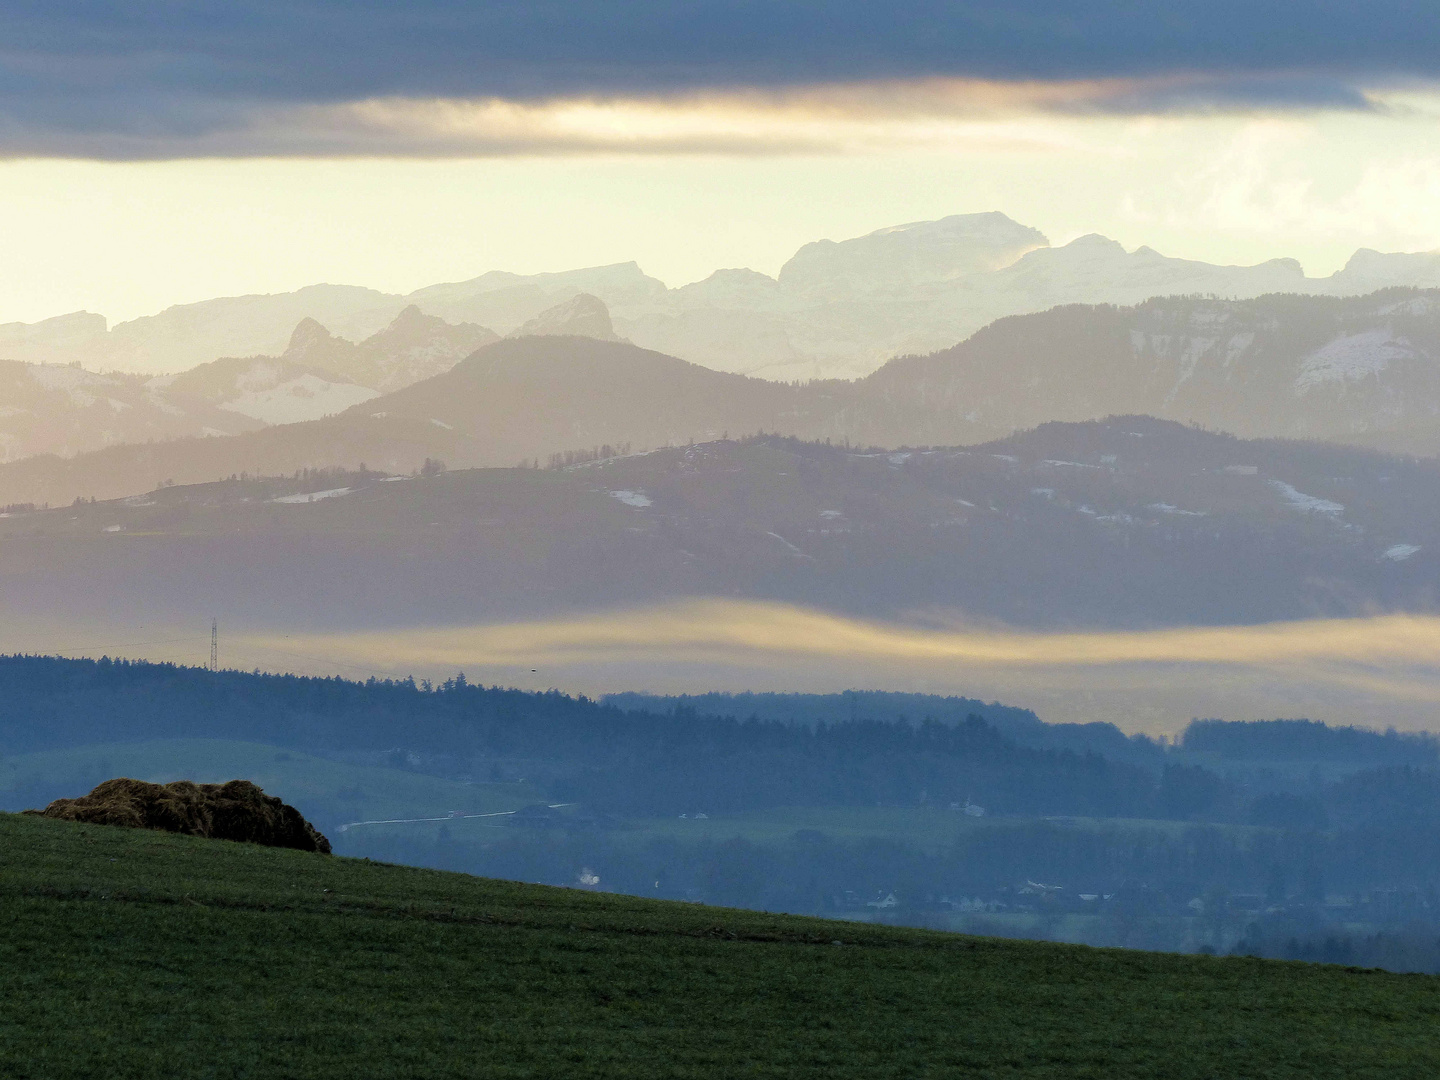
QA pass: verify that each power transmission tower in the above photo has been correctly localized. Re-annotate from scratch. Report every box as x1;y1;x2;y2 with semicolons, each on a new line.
210;619;218;672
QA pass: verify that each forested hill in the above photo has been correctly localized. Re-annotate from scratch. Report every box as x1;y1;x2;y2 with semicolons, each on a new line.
9;655;1440;829
10;424;1440;635
607;690;1164;766
0;655;1163;818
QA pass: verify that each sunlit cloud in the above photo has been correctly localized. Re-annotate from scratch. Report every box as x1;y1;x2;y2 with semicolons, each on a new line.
248;600;1440;670
0;76;1412;161
220;601;1440;736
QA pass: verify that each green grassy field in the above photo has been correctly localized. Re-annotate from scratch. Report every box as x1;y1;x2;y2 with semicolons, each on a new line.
0;739;538;830
3;812;1439;1078
349;801;1257;855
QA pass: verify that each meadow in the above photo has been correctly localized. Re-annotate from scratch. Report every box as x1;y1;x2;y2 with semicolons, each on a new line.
0;738;538;831
3;812;1439;1078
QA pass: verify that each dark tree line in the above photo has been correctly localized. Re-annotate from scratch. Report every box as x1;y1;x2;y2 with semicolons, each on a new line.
6;657;1440;826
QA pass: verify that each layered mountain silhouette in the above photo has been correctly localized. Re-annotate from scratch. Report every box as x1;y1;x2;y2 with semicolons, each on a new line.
8;212;1440;382
0;307;495;464
0;359;261;465
866;288;1440;453
3;421;1437;634
507;294;623;342
6;288;1440;506
263;306;496;394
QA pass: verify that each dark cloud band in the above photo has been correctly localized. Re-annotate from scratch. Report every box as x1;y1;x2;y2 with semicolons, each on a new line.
0;1;1431;157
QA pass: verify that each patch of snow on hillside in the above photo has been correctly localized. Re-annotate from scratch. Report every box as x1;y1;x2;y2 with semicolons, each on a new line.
1149;503;1207;516
1268;479;1344;519
1384;544;1421;561
219;374;378;425
144;388;186;416
1295;329;1413;392
236;360;283;392
1224;332;1255;366
609;490;652;508
1043;459;1102;469
271;487;353;504
429;418;453;429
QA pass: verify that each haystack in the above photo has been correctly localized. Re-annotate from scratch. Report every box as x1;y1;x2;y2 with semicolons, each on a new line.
28;778;331;853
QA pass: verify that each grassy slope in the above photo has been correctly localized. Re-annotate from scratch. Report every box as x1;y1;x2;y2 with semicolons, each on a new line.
2;815;1439;1079
0;739;538;828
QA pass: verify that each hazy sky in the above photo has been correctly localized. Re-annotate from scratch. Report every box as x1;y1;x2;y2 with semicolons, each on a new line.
16;599;1435;736
5;3;1440;324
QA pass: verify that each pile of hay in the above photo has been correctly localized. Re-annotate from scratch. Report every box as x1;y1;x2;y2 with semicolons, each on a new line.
28;778;331;853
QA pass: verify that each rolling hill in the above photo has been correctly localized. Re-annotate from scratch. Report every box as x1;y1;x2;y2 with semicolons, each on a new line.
0;336;873;506
3;811;1437;1078
869;288;1440;454
2;420;1438;633
10;287;1440;507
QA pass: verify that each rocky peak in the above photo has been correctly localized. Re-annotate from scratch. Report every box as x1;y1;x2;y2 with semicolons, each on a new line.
508;293;621;342
283;317;342;360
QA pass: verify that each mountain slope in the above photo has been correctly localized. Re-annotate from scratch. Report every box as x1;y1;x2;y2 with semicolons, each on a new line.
279;305;499;393
4;421;1439;633
4;812;1436;1078
0;359;262;465
865;288;1440;453
0;308;498;468
13;288;1440;505
11;213;1440;381
159;351;380;426
0;265;658;375
359;334;855;457
0;336;879;504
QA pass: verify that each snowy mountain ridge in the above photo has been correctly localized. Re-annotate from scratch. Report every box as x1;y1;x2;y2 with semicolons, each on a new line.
7;213;1440;382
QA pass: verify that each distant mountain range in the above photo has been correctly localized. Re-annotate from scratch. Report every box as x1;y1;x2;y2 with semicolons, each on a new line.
3;420;1436;634
867;288;1440;454
0;305;495;464
8;288;1440;506
6;212;1440;382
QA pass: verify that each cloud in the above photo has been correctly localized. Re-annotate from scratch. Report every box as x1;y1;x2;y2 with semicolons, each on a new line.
227;601;1440;735
0;1;1435;158
1117;111;1440;245
0;81;1230;160
254;599;1440;670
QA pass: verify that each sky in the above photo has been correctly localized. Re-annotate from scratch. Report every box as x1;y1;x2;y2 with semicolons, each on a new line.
16;600;1440;735
5;3;1440;323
